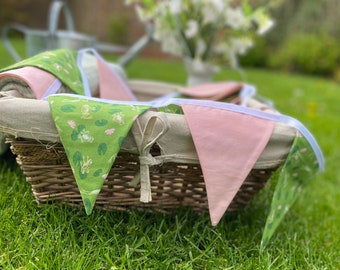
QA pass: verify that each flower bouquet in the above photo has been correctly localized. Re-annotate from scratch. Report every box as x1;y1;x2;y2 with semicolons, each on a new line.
126;0;276;85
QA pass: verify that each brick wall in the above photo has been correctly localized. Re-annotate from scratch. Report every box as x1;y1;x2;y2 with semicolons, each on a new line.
67;0;166;58
68;1;138;42
0;0;172;59
0;0;50;28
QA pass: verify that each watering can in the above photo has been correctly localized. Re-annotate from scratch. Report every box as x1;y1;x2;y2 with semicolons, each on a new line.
2;0;96;62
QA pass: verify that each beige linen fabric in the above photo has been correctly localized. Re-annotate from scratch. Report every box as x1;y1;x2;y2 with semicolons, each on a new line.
0;82;296;169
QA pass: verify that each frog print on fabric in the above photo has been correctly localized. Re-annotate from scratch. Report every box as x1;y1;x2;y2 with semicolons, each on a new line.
49;95;150;214
261;134;319;249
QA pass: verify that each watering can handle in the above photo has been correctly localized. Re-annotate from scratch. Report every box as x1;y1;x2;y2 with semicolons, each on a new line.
117;22;154;67
48;0;75;35
1;23;29;62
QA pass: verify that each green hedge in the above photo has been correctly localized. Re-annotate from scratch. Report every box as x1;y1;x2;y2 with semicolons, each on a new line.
241;33;340;78
268;34;340;76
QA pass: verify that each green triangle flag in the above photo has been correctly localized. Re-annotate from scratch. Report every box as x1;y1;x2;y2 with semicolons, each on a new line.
48;95;150;214
1;49;85;95
261;135;319;249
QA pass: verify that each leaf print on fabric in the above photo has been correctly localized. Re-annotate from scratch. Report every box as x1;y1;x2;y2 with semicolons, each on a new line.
61;104;76;112
73;151;83;166
118;136;126;147
71;129;79;141
95;119;108;126
81;104;102;119
98;143;107;155
93;169;103;177
83;198;92;214
158;104;184;114
109;108;123;114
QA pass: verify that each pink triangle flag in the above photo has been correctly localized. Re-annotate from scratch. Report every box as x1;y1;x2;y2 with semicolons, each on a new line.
180;81;243;100
181;104;275;226
0;66;57;99
97;57;136;101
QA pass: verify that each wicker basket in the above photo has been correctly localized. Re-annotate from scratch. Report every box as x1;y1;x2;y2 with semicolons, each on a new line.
8;138;275;213
1;80;295;213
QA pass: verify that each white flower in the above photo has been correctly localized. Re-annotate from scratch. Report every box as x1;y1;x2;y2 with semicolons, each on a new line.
154;19;182;56
231;37;254;55
127;0;275;68
211;0;226;11
225;7;248;30
160;35;183;56
253;10;275;35
202;5;220;25
168;0;182;14
258;19;275;35
185;20;199;39
135;6;149;22
214;43;229;55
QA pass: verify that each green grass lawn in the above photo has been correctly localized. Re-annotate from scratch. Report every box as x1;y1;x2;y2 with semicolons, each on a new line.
1;40;340;269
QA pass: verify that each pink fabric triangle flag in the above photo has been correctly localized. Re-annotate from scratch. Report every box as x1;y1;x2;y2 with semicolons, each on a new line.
182;104;275;226
180;81;243;100
97;57;136;101
0;66;57;99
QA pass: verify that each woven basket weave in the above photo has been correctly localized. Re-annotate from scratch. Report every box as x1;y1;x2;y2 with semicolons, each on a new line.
8;138;274;213
1;80;294;213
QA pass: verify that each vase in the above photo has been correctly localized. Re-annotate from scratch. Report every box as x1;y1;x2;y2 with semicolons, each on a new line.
184;58;219;86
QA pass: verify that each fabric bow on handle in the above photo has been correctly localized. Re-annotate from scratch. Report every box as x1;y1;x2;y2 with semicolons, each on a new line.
132;112;169;202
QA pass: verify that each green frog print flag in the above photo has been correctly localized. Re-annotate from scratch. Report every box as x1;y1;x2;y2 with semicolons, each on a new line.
48;95;150;215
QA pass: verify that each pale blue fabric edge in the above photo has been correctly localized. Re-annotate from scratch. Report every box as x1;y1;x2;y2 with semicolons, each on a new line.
48;92;325;172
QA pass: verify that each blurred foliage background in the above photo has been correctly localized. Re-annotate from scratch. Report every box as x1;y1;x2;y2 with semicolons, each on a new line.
242;0;340;79
1;0;340;79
